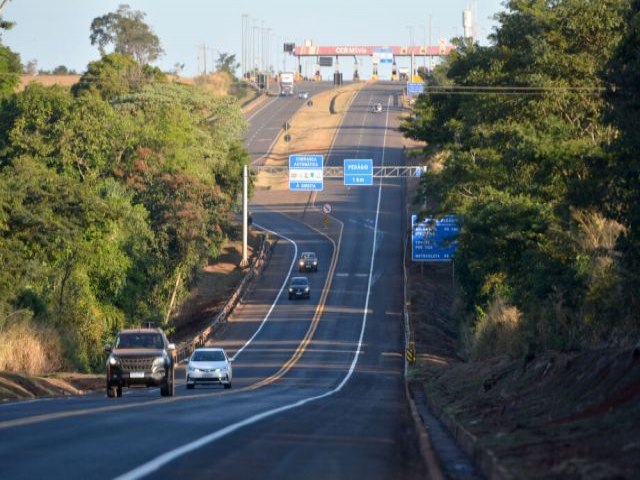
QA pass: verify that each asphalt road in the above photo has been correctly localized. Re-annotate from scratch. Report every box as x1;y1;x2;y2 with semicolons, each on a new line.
0;82;426;480
244;81;334;164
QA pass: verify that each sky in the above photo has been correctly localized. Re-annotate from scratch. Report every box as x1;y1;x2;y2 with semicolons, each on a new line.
1;0;505;78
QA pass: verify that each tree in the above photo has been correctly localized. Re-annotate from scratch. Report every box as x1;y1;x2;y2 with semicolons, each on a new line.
216;53;239;78
401;0;632;353
89;4;163;65
595;0;640;309
0;40;20;98
72;52;165;101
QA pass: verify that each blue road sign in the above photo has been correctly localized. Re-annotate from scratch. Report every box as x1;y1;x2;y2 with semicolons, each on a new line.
407;82;425;97
289;154;324;191
374;48;394;64
411;215;460;262
344;159;373;186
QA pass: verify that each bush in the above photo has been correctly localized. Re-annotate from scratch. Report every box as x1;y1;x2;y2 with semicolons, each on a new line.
468;297;525;360
0;312;64;375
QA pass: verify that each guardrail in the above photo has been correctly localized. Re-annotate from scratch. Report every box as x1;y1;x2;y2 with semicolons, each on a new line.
174;232;273;363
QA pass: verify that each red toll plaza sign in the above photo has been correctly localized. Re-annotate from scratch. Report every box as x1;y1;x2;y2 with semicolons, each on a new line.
293;45;454;56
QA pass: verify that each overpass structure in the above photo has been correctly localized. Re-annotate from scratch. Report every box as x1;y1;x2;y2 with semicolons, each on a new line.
291;44;455;81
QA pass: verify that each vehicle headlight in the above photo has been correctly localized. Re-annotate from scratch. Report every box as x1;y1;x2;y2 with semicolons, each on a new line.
289;287;293;292
108;355;120;366
153;356;167;368
313;261;317;265
304;287;309;292
299;260;304;266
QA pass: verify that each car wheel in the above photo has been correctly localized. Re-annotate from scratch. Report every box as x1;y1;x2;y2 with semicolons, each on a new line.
116;385;122;398
314;266;318;272
224;383;232;389
107;384;118;398
186;376;194;390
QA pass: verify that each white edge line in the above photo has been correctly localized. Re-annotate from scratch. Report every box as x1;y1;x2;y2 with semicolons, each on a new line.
245;95;278;122
230;222;298;361
112;94;392;480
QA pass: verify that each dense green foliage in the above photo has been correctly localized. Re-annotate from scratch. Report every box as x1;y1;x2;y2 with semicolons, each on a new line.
0;17;20;99
0;54;248;370
595;0;640;303
402;0;638;356
90;4;163;65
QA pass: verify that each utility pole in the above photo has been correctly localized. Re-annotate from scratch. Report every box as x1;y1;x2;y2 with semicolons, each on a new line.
202;43;207;76
0;0;11;15
241;14;249;78
240;164;249;268
429;14;433;71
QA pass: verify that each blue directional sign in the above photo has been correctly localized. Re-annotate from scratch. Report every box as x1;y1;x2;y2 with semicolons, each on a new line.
411;215;460;262
407;82;425;97
344;159;373;186
374;48;394;64
289;154;324;191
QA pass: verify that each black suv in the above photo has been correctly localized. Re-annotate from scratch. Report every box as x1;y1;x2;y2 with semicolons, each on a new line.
105;328;176;398
298;252;318;272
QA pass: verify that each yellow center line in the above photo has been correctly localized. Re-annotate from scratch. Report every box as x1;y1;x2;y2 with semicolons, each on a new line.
247;215;344;390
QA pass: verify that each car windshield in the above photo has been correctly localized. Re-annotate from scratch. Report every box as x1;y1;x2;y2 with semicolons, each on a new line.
291;278;308;286
191;350;226;362
115;333;164;349
302;253;316;259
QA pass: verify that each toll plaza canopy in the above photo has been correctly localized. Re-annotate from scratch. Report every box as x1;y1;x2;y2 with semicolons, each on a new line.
293;45;455;57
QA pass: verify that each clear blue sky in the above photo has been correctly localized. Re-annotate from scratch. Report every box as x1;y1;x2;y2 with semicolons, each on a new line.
2;0;505;78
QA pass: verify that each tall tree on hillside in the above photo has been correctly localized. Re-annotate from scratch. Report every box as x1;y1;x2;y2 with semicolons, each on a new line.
216;53;239;79
597;0;640;308
0;15;20;98
90;4;163;65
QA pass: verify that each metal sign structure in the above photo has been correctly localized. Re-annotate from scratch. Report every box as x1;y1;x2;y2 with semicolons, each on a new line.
322;203;332;214
293;45;455;57
289;155;324;191
253;165;425;178
343;159;373;186
411;215;460;262
407;82;425;97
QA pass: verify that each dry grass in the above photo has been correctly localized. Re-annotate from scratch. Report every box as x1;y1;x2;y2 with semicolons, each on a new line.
18;74;81;91
255;82;365;190
469;296;524;360
0;317;64;375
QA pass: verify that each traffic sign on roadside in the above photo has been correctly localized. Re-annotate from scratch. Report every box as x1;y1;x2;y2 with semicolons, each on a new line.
411;215;460;262
322;202;332;214
407;82;425;97
344;159;373;186
289;154;324;191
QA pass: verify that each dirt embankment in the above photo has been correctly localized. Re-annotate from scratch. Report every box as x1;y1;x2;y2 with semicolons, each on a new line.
405;150;640;479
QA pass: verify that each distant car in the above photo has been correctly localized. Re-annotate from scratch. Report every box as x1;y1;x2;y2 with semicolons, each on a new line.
371;103;383;113
288;276;310;299
298;251;318;272
298;91;309;99
105;328;176;398
186;348;233;390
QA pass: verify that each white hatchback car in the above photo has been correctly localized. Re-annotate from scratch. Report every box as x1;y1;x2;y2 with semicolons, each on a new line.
186;348;233;389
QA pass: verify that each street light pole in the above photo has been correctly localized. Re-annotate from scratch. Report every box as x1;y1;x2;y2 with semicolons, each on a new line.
240;164;249;268
0;0;11;15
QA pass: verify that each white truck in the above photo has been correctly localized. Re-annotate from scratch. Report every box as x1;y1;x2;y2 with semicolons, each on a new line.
279;72;295;96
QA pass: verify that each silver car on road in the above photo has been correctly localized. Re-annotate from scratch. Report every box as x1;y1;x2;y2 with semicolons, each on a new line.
186;348;233;389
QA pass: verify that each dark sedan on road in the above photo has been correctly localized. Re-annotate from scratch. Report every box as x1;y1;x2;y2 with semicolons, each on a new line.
288;276;310;299
298;251;318;272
